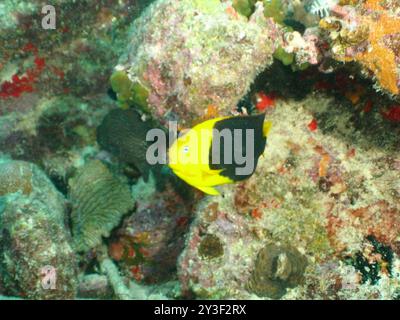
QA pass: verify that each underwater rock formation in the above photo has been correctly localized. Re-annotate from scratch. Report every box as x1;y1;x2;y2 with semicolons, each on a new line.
78;274;113;300
110;174;195;284
0;95;116;195
69;160;134;252
0;1;147;102
178;92;400;299
114;0;282;125
0;0;399;301
0;160;78;299
0;201;78;299
0;160;66;225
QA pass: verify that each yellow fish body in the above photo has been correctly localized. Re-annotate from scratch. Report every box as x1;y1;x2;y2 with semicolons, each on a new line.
168;113;272;195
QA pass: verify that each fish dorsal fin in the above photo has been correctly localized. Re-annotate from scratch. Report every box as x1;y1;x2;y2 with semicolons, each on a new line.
263;121;272;137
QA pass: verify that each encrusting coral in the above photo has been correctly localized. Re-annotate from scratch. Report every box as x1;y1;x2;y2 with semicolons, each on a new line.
0;160;78;299
0;160;66;224
69;160;134;252
1;200;78;299
247;243;308;299
320;0;400;95
114;0;282;125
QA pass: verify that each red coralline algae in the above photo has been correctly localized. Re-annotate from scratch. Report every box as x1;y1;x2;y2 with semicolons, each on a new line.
363;100;373;113
0;44;47;99
255;92;276;111
130;265;143;282
308;118;318;131
127;247;136;258
0;75;34;98
22;43;38;55
251;208;263;220
382;105;400;122
34;57;46;71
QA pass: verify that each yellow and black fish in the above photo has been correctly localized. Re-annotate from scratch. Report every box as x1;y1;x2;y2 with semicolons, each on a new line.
168;113;272;195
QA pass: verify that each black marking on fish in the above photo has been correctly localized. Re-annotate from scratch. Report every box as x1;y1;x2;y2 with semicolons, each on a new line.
209;113;267;181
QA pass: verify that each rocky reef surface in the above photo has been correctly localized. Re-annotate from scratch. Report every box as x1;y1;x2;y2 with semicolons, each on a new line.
178;93;400;299
0;160;77;299
113;0;281;125
0;0;399;300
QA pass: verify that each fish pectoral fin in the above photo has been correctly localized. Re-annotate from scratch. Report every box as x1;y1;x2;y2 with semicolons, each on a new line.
263;121;272;137
196;185;220;195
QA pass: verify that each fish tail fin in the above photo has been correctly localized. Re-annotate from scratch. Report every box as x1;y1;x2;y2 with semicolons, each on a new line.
263;121;272;137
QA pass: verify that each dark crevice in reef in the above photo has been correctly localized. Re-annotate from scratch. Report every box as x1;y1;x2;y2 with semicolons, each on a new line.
243;59;400;151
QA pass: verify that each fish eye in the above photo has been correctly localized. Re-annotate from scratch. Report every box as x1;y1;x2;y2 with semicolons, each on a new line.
183;146;190;154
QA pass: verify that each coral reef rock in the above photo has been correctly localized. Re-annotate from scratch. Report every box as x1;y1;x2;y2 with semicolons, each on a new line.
0;95;116;195
0;160;66;225
110;174;195;283
78;274;113;299
178;92;400;299
69;160;134;252
115;0;282;125
0;160;77;299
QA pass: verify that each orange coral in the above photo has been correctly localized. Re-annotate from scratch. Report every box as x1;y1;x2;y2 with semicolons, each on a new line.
319;154;331;178
364;0;384;11
109;242;124;261
205;104;219;118
355;5;400;94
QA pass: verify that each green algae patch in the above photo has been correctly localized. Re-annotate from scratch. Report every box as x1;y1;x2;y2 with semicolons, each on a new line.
273;46;294;66
233;0;257;18
131;82;150;111
263;0;285;25
110;71;149;111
